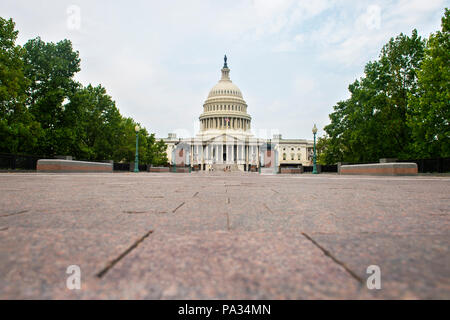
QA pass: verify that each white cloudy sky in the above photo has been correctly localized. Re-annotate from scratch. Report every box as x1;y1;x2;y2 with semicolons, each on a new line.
1;0;448;139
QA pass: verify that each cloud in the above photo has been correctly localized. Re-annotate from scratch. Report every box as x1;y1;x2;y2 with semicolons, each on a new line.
358;5;382;30
1;0;447;139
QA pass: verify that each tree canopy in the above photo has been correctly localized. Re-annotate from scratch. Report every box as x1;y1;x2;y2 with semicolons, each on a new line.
407;8;450;158
0;17;167;165
319;9;449;164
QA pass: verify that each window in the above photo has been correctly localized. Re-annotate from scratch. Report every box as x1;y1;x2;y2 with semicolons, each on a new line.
283;153;286;160
291;154;294;160
297;154;301;160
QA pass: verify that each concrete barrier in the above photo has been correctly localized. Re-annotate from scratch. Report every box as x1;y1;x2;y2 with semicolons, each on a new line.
280;167;303;174
340;163;418;176
37;159;113;173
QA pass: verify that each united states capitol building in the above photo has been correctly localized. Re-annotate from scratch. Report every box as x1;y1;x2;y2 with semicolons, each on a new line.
160;56;314;172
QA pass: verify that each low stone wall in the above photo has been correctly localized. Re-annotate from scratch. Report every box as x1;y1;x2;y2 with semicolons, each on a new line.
37;159;112;173
280;167;303;174
340;163;418;176
148;167;169;172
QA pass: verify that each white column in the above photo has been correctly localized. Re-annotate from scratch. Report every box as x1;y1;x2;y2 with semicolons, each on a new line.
246;145;249;167
251;145;254;163
231;143;234;163
225;144;229;163
237;144;240;162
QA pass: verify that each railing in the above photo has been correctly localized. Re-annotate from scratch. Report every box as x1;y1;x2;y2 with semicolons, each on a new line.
321;165;338;173
138;164;148;172
113;163;130;171
113;163;152;172
397;158;450;173
303;166;313;173
0;153;52;170
114;163;149;171
0;153;167;172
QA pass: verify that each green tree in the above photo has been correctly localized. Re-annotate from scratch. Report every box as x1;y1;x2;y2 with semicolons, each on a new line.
322;30;425;164
145;134;169;166
0;17;41;154
1;19;166;165
408;8;450;158
112;118;167;165
62;84;124;160
23;37;81;155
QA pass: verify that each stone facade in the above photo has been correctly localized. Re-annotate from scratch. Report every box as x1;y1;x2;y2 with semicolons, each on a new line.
159;57;314;172
340;163;418;176
37;159;113;173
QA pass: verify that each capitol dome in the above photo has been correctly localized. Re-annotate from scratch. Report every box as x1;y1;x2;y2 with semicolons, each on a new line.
199;56;252;134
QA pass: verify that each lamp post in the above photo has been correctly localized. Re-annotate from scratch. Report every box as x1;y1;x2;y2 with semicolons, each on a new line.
134;125;140;173
312;124;318;174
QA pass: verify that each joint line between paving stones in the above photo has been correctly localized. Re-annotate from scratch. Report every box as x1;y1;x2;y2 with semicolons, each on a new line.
172;202;185;213
263;203;274;214
301;232;363;284
96;230;153;278
0;210;29;218
226;195;231;231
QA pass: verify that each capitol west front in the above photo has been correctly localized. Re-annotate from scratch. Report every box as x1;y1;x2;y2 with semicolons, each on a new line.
161;57;314;172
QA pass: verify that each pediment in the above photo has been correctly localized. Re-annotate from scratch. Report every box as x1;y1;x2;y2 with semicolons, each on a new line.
201;133;249;144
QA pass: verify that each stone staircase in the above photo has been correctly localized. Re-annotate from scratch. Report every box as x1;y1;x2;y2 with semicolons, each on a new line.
260;167;276;175
212;164;241;172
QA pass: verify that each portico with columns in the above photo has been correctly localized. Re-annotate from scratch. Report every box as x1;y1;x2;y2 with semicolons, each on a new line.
186;134;263;171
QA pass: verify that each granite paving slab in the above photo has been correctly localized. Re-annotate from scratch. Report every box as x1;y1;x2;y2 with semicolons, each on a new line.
0;173;448;299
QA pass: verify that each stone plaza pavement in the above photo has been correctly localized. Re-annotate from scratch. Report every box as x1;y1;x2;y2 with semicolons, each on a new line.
0;172;449;299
